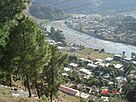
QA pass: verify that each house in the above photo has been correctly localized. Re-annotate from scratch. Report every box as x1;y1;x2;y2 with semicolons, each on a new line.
101;96;109;102
79;68;92;75
64;67;72;72
79;68;93;79
105;63;111;67
59;85;79;96
113;54;122;61
69;47;80;52
62;73;68;77
102;74;110;79
99;63;106;67
85;86;92;93
95;59;105;66
123;57;132;62
58;46;64;50
101;89;110;96
69;63;78;67
132;61;136;66
116;76;127;83
79;58;93;63
76;92;90;99
105;57;113;62
87;63;97;69
95;59;104;63
47;40;57;45
114;64;123;69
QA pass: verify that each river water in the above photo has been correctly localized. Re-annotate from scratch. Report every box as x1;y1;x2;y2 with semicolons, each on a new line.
45;20;136;57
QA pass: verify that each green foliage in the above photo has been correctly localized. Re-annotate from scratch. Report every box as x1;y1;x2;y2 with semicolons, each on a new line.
0;0;30;22
29;2;64;20
48;27;65;42
0;0;66;100
123;82;136;102
123;63;134;74
0;0;30;63
42;46;67;101
1;15;53;96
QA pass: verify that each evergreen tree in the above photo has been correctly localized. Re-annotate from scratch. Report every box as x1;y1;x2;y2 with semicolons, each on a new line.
1;16;51;97
0;0;30;63
30;35;51;99
0;0;30;22
0;1;66;100
42;46;67;102
124;82;136;102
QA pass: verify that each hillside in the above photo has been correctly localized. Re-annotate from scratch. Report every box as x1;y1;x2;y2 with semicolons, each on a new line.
32;0;136;13
29;2;65;20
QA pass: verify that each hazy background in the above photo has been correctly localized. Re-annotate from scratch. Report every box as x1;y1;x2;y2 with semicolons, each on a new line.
32;0;136;13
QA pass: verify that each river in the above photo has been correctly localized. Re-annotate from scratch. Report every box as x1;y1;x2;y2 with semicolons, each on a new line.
45;20;136;58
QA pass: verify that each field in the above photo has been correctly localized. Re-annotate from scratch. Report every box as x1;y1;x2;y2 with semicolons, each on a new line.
62;48;113;60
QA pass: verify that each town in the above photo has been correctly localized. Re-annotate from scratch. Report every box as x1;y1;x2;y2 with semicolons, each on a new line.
65;14;136;46
45;26;136;102
1;1;136;102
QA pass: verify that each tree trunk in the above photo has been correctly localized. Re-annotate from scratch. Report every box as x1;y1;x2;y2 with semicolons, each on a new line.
9;74;13;87
23;78;27;91
51;60;54;102
26;74;31;97
35;76;40;99
50;91;53;102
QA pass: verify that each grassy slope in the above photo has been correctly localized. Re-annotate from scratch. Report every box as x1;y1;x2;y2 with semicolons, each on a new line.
0;87;80;102
0;88;41;102
62;48;113;60
58;92;80;102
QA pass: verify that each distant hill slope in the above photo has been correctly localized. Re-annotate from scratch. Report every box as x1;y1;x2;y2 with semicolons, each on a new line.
32;0;136;13
29;2;65;20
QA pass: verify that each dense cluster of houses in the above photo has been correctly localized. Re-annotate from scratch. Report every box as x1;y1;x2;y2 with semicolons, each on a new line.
46;36;136;102
60;52;136;101
65;14;136;45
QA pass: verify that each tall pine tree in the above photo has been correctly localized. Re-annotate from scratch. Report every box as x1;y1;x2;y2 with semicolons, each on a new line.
1;16;51;97
42;46;67;102
0;0;30;65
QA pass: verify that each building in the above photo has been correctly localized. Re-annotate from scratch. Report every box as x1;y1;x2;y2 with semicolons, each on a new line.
64;67;72;72
79;68;92;76
69;63;78;67
105;57;113;62
114;54;122;61
114;64;123;69
59;85;79;96
87;63;97;69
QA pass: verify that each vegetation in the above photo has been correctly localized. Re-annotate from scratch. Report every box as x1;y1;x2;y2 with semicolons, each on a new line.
0;88;40;102
47;27;65;42
123;82;136;102
0;0;67;101
62;48;113;60
40;46;67;102
29;2;65;20
66;15;136;45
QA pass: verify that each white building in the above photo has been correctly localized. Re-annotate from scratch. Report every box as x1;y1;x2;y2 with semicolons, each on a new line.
80;68;92;75
114;64;123;69
69;63;78;67
64;67;72;72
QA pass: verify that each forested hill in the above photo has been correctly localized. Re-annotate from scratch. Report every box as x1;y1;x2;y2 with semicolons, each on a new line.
32;0;136;13
29;2;65;20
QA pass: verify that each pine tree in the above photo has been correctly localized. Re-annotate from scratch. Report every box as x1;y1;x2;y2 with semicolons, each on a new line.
42;46;67;102
0;0;30;22
15;16;50;97
0;1;67;100
30;34;52;99
1;15;51;97
0;0;30;63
